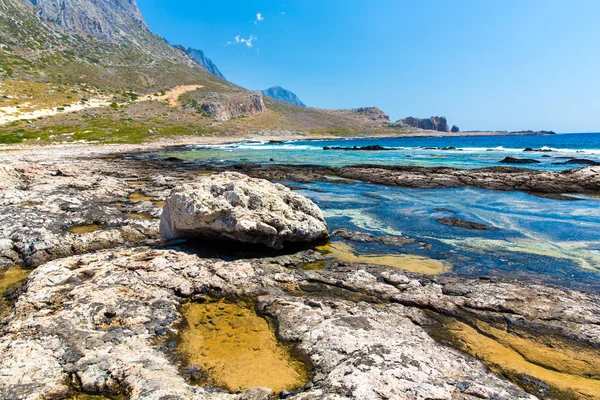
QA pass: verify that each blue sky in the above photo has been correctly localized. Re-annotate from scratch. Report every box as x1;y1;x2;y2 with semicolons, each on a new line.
138;0;600;132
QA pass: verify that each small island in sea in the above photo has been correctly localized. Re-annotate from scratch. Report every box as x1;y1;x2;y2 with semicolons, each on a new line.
0;1;599;399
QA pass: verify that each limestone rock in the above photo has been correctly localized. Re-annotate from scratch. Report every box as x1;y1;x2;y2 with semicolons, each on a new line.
396;116;450;132
188;91;265;121
22;0;149;42
160;172;329;248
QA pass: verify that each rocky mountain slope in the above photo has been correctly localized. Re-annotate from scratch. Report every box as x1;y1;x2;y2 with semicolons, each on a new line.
21;0;148;41
261;85;306;107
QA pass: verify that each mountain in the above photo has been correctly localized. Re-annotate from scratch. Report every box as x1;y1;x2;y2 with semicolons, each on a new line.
261;86;306;107
174;46;225;80
0;0;412;146
1;0;224;90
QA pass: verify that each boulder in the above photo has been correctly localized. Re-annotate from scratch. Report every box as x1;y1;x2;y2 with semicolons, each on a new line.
160;172;329;248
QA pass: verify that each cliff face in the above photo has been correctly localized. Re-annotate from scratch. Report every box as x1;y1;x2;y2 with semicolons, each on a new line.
175;46;225;80
183;91;265;121
261;86;306;107
397;116;449;132
22;0;148;41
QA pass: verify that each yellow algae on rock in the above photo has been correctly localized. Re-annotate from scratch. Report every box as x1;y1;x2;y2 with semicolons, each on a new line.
68;224;104;234
123;212;154;221
429;313;600;400
318;241;450;275
178;299;310;394
128;192;153;203
0;266;30;317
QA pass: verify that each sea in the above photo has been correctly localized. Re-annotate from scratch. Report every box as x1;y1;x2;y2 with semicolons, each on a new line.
152;132;600;291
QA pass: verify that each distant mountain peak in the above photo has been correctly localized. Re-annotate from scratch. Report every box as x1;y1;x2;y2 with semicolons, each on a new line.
261;86;306;107
174;46;226;80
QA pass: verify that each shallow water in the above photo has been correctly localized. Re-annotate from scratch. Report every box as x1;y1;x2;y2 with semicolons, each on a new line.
428;312;600;399
298;181;600;291
177;299;310;394
68;224;105;234
318;241;450;275
147;134;600;291
0;265;30;318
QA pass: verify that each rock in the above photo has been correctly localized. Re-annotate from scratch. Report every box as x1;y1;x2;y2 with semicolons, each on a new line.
523;147;553;152
23;0;148;42
436;217;498;231
323;145;391;151
261;86;306;107
500;157;541;164
562;158;600;166
190;92;265;121
159;172;329;249
396;116;450;132
332;228;416;246
0;246;551;400
232;164;600;194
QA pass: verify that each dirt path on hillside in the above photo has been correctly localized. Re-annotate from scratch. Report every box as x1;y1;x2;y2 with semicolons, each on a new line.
153;84;204;107
0;84;204;125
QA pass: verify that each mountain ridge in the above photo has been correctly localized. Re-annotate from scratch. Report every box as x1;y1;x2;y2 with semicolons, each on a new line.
174;46;225;80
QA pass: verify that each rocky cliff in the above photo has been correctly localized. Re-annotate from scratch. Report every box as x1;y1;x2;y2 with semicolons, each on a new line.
21;0;148;41
261;86;306;107
397;116;449;132
174;46;225;80
183;90;265;121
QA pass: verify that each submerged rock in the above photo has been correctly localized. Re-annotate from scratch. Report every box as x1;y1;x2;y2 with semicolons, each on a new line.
160;172;329;249
323;145;391;151
436;217;499;231
500;157;541;164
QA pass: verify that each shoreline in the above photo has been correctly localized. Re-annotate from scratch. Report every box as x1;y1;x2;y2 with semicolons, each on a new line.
0;129;561;154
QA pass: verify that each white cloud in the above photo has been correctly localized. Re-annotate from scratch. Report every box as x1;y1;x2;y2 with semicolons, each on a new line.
226;35;257;48
255;12;264;25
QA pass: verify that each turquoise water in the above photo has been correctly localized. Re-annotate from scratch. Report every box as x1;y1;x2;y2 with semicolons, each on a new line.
149;133;600;291
295;181;600;291
160;132;600;170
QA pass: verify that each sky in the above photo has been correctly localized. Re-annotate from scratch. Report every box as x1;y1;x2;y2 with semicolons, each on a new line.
138;0;600;133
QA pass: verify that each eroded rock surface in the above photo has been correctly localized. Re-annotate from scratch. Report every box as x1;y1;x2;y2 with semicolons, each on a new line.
160;172;329;249
0;246;556;400
0;153;191;268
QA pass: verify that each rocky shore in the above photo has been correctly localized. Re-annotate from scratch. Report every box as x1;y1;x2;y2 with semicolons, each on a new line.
1;145;599;400
212;163;600;194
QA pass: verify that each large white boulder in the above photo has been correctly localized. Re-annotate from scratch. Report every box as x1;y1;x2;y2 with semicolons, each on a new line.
160;172;329;248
